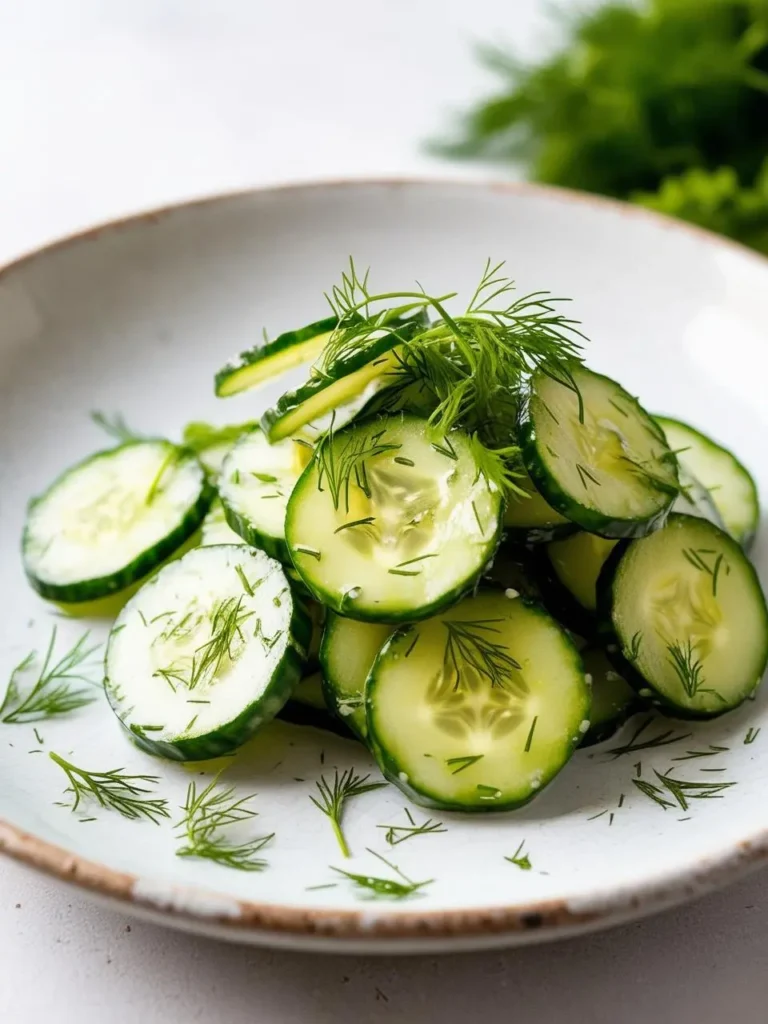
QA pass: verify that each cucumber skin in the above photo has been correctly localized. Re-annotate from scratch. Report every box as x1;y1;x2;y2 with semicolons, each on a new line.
366;605;588;812
528;545;602;640
519;387;678;540
23;447;215;604
655;415;759;550
107;587;313;762
502;520;578;546
221;498;289;564
261;317;425;443
277;698;356;740
215;316;338;397
318;612;370;741
595;520;768;719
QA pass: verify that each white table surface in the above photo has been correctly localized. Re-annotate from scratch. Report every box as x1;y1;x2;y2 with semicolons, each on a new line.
2;2;768;1021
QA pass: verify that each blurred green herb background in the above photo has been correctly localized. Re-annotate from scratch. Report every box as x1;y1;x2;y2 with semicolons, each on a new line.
435;0;768;253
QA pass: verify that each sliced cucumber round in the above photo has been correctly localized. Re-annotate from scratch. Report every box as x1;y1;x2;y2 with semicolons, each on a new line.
580;646;638;747
319;612;394;739
521;365;678;538
285;414;503;622
182;420;257;476
547;532;617;613
367;590;589;811
215;316;337;398
105;544;311;761
599;514;768;718
23;441;213;603
200;499;246;547
219;428;312;562
503;469;576;544
673;466;725;528
261;318;424;443
656;416;758;548
277;671;350;738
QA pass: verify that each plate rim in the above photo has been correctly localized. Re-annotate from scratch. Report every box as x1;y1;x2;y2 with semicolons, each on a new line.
2;174;768;948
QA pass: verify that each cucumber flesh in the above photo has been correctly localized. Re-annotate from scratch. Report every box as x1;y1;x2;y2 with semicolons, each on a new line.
200;499;246;547
215;316;337;398
673;466;725;528
219;428;312;562
547;532;617;612
580;646;638;747
105;544;310;760
655;416;758;548
23;441;213;603
503;469;576;544
522;365;678;538
285;414;503;622
602;514;768;717
182;420;257;476
367;590;589;811
319;612;394;738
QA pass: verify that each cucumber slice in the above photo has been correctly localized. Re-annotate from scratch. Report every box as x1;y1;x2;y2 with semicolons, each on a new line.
105;545;311;761
219;428;312;562
23;441;213;603
367;590;589;811
580;646;638;747
547;533;617;612
261;317;424;443
200;499;246;547
599;514;768;718
503;469;576;544
182;420;257;476
656;416;758;548
285;414;503;622
521;366;678;538
215;316;337;398
673;466;725;528
319;612;394;739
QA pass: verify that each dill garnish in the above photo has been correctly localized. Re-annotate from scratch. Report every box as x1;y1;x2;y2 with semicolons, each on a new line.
175;773;273;871
443;618;522;691
505;841;532;870
310;768;387;857
445;754;484;775
332;847;433;900
606;718;691;759
49;752;170;824
377;807;447;846
0;628;100;724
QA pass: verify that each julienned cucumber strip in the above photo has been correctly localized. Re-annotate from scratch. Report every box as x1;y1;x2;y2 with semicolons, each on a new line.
655;415;759;548
319;612;393;739
215;316;338;398
23;441;214;603
219;427;312;562
599;514;768;718
521;365;679;538
367;590;589;811
580;645;639;747
105;544;311;761
503;468;576;544
261;315;426;443
285;414;503;622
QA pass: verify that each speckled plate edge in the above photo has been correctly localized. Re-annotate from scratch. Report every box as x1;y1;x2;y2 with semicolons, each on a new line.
2;177;768;953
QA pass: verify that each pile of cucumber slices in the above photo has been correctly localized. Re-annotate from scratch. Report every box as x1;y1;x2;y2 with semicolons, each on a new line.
20;264;768;813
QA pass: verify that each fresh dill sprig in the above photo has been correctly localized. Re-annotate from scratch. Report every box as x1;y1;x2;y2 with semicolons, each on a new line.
315;415;401;513
443;618;523;691
320;259;584;496
310;768;387;857
672;744;729;761
652;769;736;812
681;547;727;597
666;639;723;703
157;596;254;692
0;628;100;724
445;754;484;775
182;420;256;455
745;727;760;745
332;847;433;900
145;446;181;504
377;807;447;846
505;840;532;870
91;410;144;443
175;773;273;871
49;752;170;824
606;717;691;759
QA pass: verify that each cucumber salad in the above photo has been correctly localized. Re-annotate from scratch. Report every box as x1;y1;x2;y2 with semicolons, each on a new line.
20;260;767;814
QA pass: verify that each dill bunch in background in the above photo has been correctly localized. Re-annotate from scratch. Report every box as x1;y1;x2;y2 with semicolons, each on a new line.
435;0;768;253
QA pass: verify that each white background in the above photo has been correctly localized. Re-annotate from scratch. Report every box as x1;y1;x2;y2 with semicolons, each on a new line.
2;2;768;1020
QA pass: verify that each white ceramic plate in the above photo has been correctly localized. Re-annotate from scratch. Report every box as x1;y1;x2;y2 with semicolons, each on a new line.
1;179;768;954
